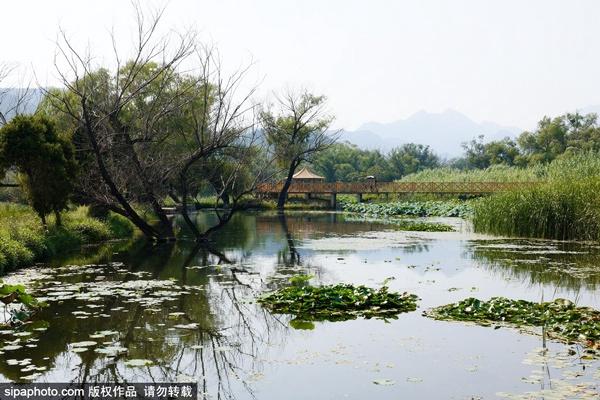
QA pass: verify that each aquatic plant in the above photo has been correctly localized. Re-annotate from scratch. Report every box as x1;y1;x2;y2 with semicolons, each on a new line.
342;214;455;232
340;200;472;218
473;177;600;240
1;280;46;327
426;297;600;348
466;152;600;240
258;281;419;322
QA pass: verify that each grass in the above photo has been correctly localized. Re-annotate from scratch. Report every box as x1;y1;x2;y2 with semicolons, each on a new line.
425;296;600;348
192;195;331;210
0;203;134;275
472;153;600;240
400;164;546;183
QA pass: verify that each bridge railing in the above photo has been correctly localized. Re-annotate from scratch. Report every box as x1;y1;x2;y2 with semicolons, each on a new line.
256;181;537;194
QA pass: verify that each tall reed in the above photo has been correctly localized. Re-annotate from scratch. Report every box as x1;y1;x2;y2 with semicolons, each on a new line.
472;152;600;240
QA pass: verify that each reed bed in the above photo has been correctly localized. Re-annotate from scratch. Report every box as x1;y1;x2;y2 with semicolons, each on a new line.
472;152;600;240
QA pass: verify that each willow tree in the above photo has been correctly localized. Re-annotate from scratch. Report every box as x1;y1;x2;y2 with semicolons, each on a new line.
260;91;338;209
45;3;270;241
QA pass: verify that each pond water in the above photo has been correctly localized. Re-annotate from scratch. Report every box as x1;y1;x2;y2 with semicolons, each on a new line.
1;211;600;399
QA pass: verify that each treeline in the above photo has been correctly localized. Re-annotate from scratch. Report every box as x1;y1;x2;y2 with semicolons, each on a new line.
312;142;439;182
459;112;600;169
313;111;600;182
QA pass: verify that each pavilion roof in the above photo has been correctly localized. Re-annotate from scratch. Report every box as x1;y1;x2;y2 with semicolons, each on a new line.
292;167;324;180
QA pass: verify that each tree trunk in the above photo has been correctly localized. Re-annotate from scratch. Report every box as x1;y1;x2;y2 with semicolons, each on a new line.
120;127;174;241
180;173;202;239
219;192;230;206
277;160;299;209
81;101;160;240
39;213;47;229
54;210;62;227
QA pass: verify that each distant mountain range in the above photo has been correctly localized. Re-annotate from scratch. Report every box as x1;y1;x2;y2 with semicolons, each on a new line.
0;88;44;121
339;109;523;158
3;88;599;159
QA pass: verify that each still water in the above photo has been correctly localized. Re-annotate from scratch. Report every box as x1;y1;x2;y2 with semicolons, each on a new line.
1;211;600;399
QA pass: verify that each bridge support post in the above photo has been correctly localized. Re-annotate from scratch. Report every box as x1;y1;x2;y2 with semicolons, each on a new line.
356;193;362;203
329;193;337;209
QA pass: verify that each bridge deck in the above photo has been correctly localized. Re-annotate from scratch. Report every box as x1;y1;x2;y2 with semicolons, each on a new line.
257;181;535;195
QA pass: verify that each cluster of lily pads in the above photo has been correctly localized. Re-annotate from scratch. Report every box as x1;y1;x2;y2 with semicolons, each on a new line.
425;297;600;347
340;200;472;218
342;214;455;232
258;280;419;322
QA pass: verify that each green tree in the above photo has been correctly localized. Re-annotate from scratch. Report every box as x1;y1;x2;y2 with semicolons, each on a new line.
517;116;568;164
0;115;77;226
484;137;521;166
461;135;490;169
388;143;439;178
261;91;337;208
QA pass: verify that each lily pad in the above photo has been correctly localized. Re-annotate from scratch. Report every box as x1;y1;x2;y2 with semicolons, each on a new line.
373;379;395;386
426;297;600;348
71;341;97;348
124;359;154;367
173;323;199;330
259;282;418;322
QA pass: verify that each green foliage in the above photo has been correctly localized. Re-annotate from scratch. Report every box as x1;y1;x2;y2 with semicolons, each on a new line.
0;203;135;274
401;164;546;183
340;200;472;218
473;152;600;240
343;216;455;232
0;281;45;309
426;297;600;347
105;213;135;238
473;177;600;240
262;92;333;168
0;237;35;274
0;115;77;225
288;274;314;286
258;281;419;322
453;112;600;170
388;143;440;177
312;142;439;182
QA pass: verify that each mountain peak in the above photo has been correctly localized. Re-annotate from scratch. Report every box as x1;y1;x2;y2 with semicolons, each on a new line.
346;110;522;157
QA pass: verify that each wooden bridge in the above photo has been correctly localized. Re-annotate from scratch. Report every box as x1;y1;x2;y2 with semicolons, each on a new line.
257;181;534;207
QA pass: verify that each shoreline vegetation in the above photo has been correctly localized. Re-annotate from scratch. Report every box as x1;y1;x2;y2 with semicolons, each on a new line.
472;153;600;241
0;203;134;275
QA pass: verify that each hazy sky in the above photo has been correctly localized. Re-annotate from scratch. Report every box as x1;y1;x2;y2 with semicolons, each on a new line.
3;0;600;130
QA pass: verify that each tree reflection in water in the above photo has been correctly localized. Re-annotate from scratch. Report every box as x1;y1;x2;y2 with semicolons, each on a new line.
0;211;401;398
467;239;600;291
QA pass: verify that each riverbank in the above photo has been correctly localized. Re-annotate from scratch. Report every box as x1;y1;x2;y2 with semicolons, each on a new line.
0;203;134;275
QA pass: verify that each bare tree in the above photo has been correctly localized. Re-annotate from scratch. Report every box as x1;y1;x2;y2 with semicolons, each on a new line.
47;3;197;241
260;90;339;209
165;47;274;241
45;3;273;242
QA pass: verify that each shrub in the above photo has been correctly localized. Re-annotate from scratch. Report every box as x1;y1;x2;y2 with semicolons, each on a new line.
0;203;135;273
106;214;135;238
65;218;111;242
0;236;35;273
